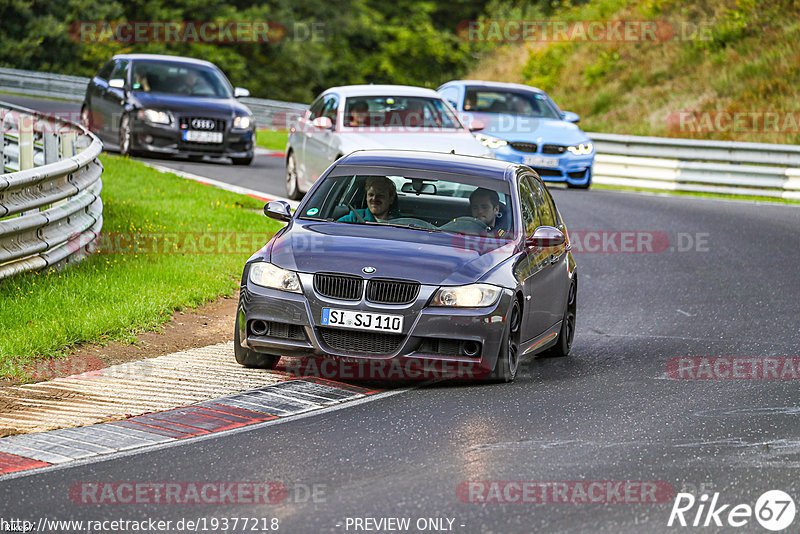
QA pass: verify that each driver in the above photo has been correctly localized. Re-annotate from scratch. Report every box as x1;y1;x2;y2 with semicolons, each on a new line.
469;187;505;236
338;176;401;223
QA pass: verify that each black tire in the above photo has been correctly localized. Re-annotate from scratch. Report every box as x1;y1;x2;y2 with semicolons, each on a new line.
567;169;592;189
285;151;303;200
487;299;521;382
232;155;253;166
234;314;281;369
542;278;577;358
119;113;133;156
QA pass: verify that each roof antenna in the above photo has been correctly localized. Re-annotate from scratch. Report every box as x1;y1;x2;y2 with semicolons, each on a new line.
450;149;456;154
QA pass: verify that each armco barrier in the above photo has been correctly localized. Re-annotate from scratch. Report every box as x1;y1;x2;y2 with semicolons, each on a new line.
589;133;800;200
0;101;103;280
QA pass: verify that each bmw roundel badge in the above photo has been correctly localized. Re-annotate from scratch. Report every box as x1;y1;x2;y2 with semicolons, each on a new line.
362;266;376;274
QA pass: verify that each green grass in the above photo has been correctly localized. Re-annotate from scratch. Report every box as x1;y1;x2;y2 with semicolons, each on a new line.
0;154;282;379
256;129;288;152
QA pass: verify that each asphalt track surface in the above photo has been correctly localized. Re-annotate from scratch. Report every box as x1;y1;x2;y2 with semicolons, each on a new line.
2;95;800;533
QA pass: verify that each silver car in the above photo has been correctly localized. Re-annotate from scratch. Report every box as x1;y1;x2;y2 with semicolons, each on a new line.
284;85;494;199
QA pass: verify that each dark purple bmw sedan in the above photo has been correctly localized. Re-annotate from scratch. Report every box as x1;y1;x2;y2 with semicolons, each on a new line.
235;150;577;383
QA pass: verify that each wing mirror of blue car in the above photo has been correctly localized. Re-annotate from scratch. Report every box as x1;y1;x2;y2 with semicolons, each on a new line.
468;119;485;132
561;111;580;123
311;116;333;129
525;226;566;248
234;87;250;98
108;79;126;90
264;200;292;222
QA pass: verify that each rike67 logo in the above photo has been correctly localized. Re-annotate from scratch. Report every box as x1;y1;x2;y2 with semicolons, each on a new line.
668;490;796;531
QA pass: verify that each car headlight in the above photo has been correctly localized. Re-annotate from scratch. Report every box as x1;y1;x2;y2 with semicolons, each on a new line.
249;262;302;293
233;115;252;129
566;142;593;155
138;109;173;126
431;283;502;307
475;133;508;149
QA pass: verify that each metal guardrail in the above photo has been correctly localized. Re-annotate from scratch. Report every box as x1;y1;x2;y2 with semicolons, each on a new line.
0;101;103;280
588;133;800;200
4;67;800;200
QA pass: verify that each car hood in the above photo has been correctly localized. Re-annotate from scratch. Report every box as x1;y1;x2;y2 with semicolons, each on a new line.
267;221;515;286
467;113;590;145
132;92;251;117
339;130;494;158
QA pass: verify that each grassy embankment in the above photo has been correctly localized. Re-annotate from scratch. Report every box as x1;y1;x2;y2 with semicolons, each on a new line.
0;155;282;379
470;0;800;143
256;130;288;151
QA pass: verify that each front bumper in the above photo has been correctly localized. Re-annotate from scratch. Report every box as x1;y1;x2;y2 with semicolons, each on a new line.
492;146;594;186
238;273;514;375
131;118;254;158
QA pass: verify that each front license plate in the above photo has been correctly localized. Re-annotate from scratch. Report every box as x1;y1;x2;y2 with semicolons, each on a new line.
183;130;223;143
321;308;403;333
523;155;559;168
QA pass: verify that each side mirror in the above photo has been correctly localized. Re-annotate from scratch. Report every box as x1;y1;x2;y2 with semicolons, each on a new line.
234;87;250;98
108;79;125;90
469;119;485;132
525;226;565;248
311;116;333;129
561;111;580;123
264;200;292;222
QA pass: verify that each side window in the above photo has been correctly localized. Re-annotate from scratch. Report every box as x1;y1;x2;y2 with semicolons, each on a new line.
109;60;129;85
439;87;459;109
529;176;556;227
96;61;115;81
518;176;540;236
307;97;325;120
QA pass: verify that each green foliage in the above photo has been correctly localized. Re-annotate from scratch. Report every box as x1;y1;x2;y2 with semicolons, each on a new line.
521;42;573;92
2;0;559;102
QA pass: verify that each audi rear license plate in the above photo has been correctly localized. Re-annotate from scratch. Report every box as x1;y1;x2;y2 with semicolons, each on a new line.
183;130;223;143
321;308;403;333
523;155;559;168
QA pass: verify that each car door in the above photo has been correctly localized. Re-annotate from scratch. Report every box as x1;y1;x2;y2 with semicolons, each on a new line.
516;173;553;340
98;59;129;141
295;96;325;188
529;175;570;326
304;94;339;185
85;60;114;136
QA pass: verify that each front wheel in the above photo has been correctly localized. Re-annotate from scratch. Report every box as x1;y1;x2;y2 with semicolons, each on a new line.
232;155;253;166
487;299;521;382
119;114;133;156
234;314;281;369
285;151;303;200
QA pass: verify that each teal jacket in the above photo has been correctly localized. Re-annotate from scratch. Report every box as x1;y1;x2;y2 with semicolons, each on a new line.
338;208;401;223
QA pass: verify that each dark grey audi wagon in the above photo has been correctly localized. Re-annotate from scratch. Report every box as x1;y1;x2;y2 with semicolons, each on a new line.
236;150;577;382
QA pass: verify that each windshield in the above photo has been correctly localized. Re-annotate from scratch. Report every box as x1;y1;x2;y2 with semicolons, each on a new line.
299;173;515;239
343;96;462;129
131;61;232;98
464;88;561;119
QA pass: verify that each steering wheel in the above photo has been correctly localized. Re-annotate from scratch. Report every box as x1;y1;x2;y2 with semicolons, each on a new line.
390;217;437;229
439;216;491;233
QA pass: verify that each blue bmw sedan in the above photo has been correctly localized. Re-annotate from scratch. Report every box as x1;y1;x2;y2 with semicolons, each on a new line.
236;150;577;383
438;80;594;189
